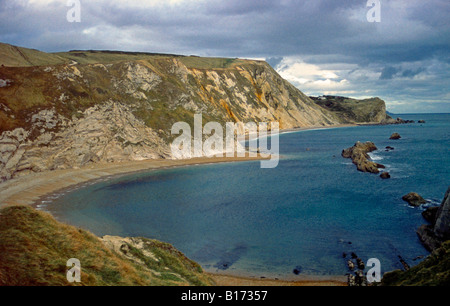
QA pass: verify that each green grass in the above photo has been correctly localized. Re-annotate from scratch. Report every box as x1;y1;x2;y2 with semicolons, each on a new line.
0;43;68;67
0;205;213;286
381;240;450;286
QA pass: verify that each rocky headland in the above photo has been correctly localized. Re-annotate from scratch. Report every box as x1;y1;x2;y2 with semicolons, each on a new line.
1;42;444;287
0;42;397;183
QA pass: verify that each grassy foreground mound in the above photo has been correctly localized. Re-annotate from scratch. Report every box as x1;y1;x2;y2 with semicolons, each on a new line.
0;205;213;286
381;241;450;286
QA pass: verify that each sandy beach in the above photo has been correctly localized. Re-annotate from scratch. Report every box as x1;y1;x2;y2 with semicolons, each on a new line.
237;123;359;146
0;152;348;286
0;156;266;209
207;273;347;286
0;123;358;209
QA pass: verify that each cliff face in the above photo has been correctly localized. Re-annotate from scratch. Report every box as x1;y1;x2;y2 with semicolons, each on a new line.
0;44;343;181
382;186;450;286
0;43;387;181
417;186;450;251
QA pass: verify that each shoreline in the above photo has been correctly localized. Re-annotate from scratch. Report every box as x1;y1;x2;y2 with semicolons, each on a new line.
0;155;266;209
0;124;359;286
0;153;348;286
207;273;347;286
239;123;358;142
1;123;360;209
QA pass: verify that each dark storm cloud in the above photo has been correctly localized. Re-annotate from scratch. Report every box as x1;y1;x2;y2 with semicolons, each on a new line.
380;66;399;80
0;0;448;113
401;68;425;78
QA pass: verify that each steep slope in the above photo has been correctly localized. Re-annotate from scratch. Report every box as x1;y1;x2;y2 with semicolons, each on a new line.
0;45;342;181
381;240;450;286
381;186;450;286
0;205;213;286
310;95;390;124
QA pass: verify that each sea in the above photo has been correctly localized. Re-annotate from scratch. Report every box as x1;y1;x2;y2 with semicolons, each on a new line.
38;113;450;280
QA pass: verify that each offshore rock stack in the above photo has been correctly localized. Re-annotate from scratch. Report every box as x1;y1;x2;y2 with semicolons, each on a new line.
341;141;385;174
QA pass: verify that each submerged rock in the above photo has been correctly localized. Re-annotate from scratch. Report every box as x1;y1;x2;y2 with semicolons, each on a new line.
402;192;427;207
380;172;391;179
293;266;302;275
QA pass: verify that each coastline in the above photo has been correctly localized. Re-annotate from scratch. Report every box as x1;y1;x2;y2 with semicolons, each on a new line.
0;153;348;286
0;125;359;286
1;123;360;209
207;273;347;286
239;123;358;142
0;155;266;209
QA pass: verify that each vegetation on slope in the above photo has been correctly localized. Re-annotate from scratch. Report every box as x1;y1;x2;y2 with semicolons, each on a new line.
0;43;67;67
0;205;213;286
381;240;450;286
310;95;389;123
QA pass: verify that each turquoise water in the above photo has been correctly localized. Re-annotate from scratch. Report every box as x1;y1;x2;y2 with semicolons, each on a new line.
42;113;449;279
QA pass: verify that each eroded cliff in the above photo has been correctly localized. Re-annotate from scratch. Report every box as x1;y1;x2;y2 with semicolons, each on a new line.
0;43;387;181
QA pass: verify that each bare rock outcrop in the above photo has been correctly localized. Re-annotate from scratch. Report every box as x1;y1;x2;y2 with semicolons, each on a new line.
0;44;392;182
417;186;450;251
0;102;171;182
402;192;427;207
342;141;385;174
389;133;402;140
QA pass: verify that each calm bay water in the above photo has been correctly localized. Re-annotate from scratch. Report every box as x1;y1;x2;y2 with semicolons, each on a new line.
42;113;449;279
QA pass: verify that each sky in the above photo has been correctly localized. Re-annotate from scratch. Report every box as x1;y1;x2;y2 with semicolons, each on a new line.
1;0;449;113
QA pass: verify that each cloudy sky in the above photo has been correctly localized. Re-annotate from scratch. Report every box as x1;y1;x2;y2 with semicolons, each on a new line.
1;0;449;113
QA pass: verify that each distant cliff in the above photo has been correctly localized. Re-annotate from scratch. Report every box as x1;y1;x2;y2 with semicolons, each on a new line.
0;43;390;181
310;95;390;124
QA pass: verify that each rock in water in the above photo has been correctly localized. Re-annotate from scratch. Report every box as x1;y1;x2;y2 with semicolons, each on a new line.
341;141;385;174
380;172;391;179
402;192;427;207
356;258;365;270
293;266;302;275
418;120;426;123
389;133;401;140
347;260;355;271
